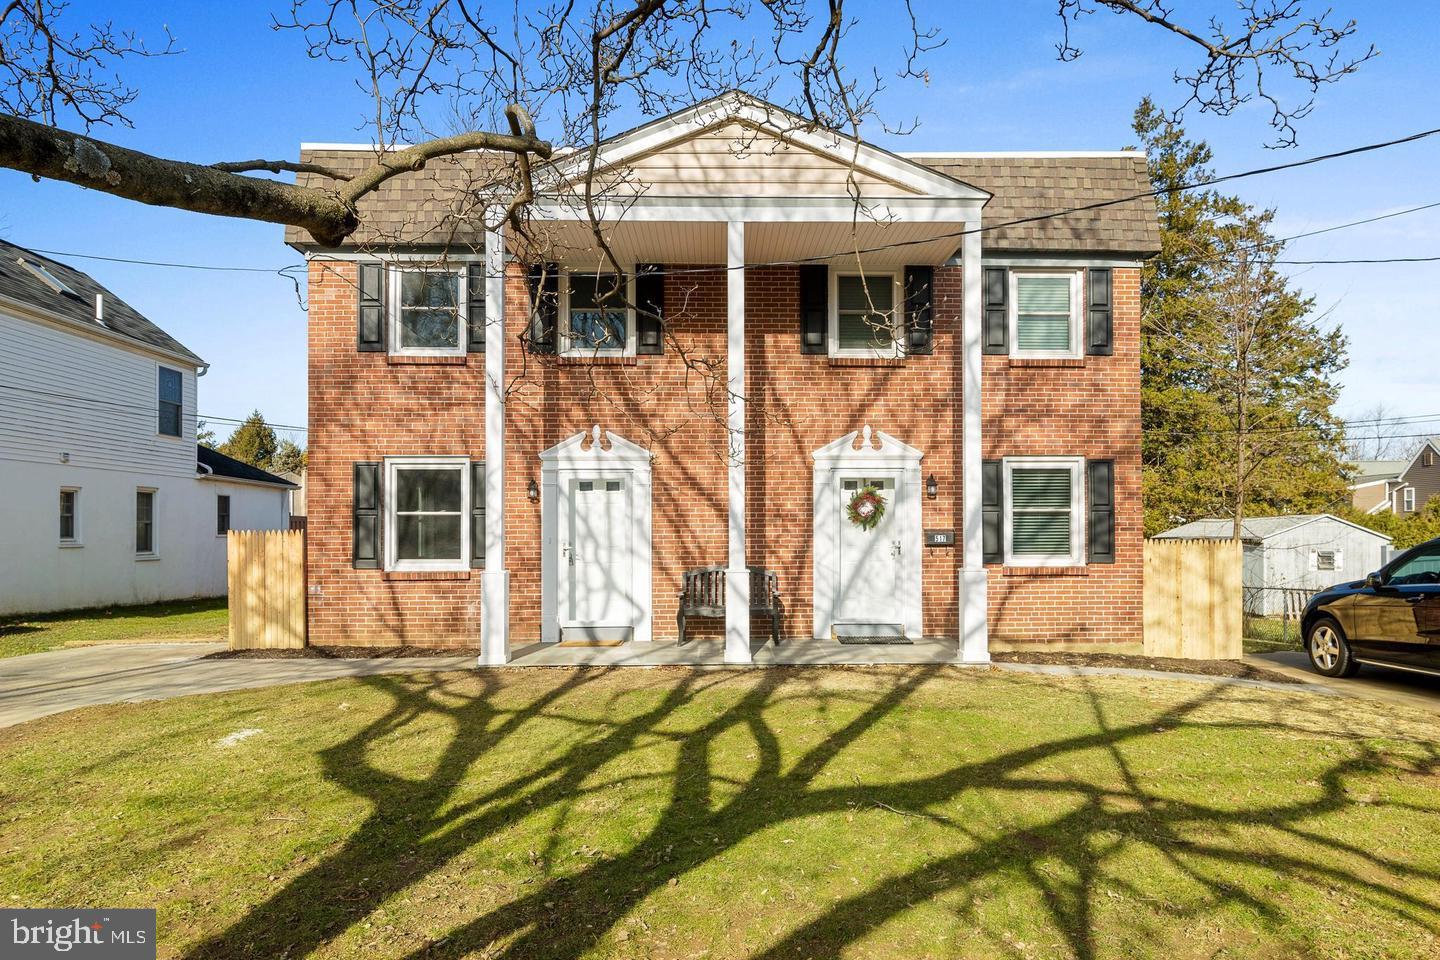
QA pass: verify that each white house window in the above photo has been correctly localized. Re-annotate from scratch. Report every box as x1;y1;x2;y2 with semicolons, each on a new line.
385;458;470;571
59;488;79;544
1404;486;1417;512
1004;457;1085;566
831;273;899;356
1010;271;1082;359
390;266;466;355
135;489;156;555
158;367;183;437
564;273;633;355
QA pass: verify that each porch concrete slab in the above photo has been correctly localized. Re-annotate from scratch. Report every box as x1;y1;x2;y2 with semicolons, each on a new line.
507;636;961;667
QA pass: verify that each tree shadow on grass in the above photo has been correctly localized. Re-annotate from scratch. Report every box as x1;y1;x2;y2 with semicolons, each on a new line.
183;666;1440;959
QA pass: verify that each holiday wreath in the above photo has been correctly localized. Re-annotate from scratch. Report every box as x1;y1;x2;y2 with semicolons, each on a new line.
846;484;887;531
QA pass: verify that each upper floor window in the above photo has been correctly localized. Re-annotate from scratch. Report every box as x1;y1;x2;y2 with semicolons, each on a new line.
390;266;466;356
1404;486;1417;512
1010;271;1082;359
1425;447;1435;468
831;273;899;357
563;273;633;356
157;367;182;437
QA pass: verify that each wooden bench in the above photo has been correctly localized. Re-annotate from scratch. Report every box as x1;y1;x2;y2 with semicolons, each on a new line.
678;565;783;646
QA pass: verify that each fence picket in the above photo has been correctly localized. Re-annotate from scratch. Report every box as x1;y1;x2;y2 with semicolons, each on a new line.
227;530;307;650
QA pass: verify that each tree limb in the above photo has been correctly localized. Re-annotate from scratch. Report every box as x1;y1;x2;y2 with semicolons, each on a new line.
211;159;355;180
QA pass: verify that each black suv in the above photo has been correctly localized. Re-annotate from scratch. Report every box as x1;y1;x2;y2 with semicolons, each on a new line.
1301;536;1440;678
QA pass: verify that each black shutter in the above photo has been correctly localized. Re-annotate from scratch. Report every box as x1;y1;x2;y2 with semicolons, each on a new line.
467;262;486;353
1086;267;1113;356
903;265;934;356
357;262;386;352
526;263;559;354
470;461;487;568
982;459;1003;564
982;266;1008;355
798;264;828;354
635;263;664;355
353;462;381;569
1087;459;1116;563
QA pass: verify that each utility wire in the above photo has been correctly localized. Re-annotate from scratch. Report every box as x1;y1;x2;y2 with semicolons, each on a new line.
0;383;307;433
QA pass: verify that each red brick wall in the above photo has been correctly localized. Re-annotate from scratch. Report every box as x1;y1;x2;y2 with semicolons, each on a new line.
305;259;1142;650
982;267;1143;650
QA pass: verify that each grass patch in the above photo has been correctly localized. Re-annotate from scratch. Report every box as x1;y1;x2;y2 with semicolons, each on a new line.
2;667;1437;959
1243;615;1304;654
0;597;227;659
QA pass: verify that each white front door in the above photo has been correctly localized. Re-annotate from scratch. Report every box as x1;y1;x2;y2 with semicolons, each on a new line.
561;477;634;628
836;476;905;626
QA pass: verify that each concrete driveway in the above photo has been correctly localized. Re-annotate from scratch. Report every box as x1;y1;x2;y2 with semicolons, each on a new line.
0;643;474;729
1248;650;1440;714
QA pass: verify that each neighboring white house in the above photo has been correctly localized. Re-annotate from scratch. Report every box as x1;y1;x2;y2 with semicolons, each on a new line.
0;239;294;616
1153;514;1392;615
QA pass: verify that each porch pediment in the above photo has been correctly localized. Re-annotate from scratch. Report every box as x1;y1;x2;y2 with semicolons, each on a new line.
540;425;651;467
541;92;990;204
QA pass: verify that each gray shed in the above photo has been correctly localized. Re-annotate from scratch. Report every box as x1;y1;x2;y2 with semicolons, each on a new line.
1152;515;1392;615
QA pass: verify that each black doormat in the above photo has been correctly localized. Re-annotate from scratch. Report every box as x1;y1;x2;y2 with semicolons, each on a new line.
837;635;913;645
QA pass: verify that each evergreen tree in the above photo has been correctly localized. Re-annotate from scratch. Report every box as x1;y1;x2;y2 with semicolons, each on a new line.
271;439;307;475
218;411;280;471
1135;99;1350;536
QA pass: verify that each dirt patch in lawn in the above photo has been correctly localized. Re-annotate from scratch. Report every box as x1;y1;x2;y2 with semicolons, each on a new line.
206;645;479;660
993;650;1302;684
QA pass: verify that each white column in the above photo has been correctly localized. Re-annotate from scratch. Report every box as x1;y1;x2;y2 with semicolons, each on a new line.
725;220;752;664
958;223;990;664
479;223;511;666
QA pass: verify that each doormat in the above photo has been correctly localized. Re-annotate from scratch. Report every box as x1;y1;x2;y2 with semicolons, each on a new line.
837;635;913;645
557;638;628;648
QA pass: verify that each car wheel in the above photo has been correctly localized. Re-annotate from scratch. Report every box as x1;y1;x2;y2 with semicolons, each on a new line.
1307;617;1359;678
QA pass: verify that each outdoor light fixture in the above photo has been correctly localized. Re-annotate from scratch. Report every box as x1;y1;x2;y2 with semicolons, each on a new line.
527;479;540;503
926;474;938;500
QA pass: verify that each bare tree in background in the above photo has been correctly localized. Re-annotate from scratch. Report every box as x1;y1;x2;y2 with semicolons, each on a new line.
1343;402;1418;462
0;0;1378;247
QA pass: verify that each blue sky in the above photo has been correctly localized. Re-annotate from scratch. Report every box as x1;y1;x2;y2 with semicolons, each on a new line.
1;2;1436;450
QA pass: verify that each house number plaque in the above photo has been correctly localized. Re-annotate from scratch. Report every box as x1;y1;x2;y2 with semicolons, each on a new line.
924;529;955;547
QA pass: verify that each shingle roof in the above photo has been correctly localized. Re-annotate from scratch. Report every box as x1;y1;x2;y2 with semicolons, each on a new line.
1350;459;1408;483
1154;514;1390;543
0;239;203;363
198;445;297;488
908;155;1161;254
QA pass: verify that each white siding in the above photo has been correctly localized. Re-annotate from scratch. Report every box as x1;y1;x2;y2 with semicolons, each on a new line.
1249;518;1391;615
0;307;197;478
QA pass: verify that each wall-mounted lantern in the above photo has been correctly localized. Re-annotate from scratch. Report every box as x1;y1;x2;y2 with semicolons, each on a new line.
925;474;938;500
527;479;540;503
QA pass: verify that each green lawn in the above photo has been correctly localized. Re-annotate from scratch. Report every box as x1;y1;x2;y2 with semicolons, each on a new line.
0;597;227;658
2;668;1437;959
1243;615;1305;654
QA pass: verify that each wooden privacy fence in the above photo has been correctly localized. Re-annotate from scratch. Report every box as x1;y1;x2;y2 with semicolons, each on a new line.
1143;539;1243;660
228;530;307;650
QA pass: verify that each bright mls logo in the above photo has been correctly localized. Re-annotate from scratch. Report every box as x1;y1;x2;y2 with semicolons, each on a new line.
1;910;155;958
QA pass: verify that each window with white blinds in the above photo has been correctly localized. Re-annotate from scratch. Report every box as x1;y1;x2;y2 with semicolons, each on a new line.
1011;272;1081;358
832;273;898;355
1005;457;1084;565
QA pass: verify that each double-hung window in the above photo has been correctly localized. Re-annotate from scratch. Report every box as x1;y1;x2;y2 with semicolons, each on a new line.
1004;457;1084;566
136;489;156;555
1010;271;1082;359
59;488;79;544
390;265;466;356
158;367;183;437
832;273;899;356
1404;486;1417;512
385;458;470;571
216;494;231;536
564;273;632;355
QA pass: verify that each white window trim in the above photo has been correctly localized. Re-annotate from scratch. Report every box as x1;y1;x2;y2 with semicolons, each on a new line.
1404;486;1416;512
387;264;468;357
1002;456;1086;567
59;486;82;547
135;487;158;559
1008;269;1083;360
383;456;471;572
828;271;902;358
560;269;637;358
156;364;185;440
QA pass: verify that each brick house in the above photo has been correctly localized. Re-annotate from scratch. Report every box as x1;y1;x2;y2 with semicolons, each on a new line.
287;93;1159;664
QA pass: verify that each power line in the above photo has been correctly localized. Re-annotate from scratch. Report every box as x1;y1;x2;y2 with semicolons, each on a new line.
1272;200;1440;245
0;383;307;433
23;248;305;274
